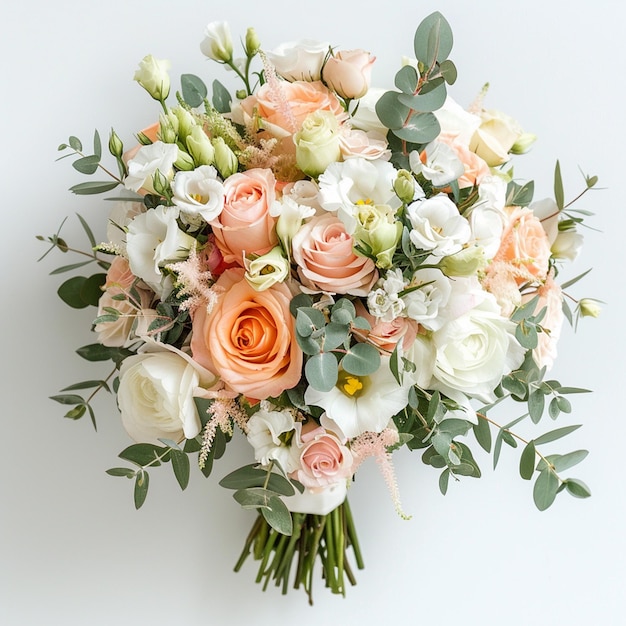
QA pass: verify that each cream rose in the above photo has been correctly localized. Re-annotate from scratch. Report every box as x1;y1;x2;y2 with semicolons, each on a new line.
291;213;378;296
265;39;329;82
210;168;279;266
190;268;302;400
117;351;203;444
294;110;342;177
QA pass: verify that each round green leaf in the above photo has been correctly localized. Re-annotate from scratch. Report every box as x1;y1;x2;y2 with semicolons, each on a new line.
394;65;418;94
81;273;106;307
414;11;454;65
341;342;381;376
392;111;440;144
57;276;89;308
375;91;410;130
305;352;338;392
397;81;447;112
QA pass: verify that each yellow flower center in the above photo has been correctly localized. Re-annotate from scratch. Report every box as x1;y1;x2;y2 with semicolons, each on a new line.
260;265;275;275
191;193;208;204
337;370;368;398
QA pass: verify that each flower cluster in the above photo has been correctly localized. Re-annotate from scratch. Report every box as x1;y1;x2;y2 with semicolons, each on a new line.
41;12;600;602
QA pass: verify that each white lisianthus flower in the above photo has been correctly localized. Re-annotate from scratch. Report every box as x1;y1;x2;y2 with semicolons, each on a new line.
106;201;145;251
171;165;225;223
133;55;171;101
551;230;583;262
304;357;410;438
244;247;290;291
403;268;452;331
265;39;330;82
431;290;526;402
407;194;471;256
409;141;464;188
402;333;437;389
318;158;400;233
200;21;233;62
475;174;507;212
281;180;323;212
349;87;388;134
246;408;302;473
117;351;203;444
126;205;196;297
466;204;506;259
124;141;178;194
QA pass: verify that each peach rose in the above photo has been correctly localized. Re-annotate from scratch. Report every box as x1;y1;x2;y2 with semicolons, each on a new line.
235;80;346;142
322;49;375;100
121;122;160;166
190;268;302;400
290;421;353;490
291;213;378;296
210;168;279;266
492;206;551;283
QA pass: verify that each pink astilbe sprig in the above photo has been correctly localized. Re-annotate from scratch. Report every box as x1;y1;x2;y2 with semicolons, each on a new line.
259;51;299;135
167;245;218;314
350;428;411;520
198;395;249;470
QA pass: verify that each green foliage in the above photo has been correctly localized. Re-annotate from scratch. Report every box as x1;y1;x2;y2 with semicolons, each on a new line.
180;73;208;107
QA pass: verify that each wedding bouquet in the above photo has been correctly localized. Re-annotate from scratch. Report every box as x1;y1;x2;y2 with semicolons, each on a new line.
39;12;601;603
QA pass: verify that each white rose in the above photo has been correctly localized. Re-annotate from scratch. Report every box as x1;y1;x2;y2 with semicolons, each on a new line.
171;165;225;223
551;230;583;262
265;39;329;82
124;141;178;194
407;194;471;257
431;290;526;401
403;268;452;331
434;96;481;146
126;205;196;297
118;351;202;444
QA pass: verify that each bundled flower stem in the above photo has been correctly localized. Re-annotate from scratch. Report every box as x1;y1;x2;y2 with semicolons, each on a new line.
234;499;363;604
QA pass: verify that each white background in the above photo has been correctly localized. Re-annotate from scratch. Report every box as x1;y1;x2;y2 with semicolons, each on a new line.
2;0;625;624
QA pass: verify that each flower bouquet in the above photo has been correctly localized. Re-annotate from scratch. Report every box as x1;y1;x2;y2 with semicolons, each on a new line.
39;12;601;604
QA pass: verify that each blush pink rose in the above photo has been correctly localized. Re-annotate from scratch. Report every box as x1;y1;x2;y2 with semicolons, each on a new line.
492;206;551;283
235;80;346;142
291;213;378;296
291;421;353;490
322;49;375;100
210;168;279;266
190;268;302;400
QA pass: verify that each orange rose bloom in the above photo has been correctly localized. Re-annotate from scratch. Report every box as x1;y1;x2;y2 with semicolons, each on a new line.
190;268;302;400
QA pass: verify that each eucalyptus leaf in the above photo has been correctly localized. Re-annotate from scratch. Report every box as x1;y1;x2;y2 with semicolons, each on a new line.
72;154;100;175
69;136;83;151
106;467;136;478
119;443;165;467
414;11;454;65
170;449;190;490
49;393;84;405
260;495;293;536
70;181;120;195
305;352;338;391
49;260;94;275
375;91;410;130
439;469;450;495
57;276;90;309
341;342;380;376
60;380;110;392
323;322;349;350
528;389;545;423
534;424;582;446
439;59;457;84
554;160;565;211
397;82;447;112
533;469;559;510
212;79;232;114
551;449;589;472
519;440;536;480
134;471;149;509
565;478;591;498
473;417;492;453
392;111;440;144
181;73;208;108
394;65;419;94
219;464;296;496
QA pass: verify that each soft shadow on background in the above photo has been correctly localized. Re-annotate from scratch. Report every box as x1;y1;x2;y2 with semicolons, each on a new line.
2;1;624;624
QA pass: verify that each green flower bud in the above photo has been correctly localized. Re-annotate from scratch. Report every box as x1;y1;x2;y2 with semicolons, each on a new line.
186;125;215;166
578;298;601;318
439;246;487;277
108;129;124;158
393;169;416;204
172;106;196;142
174;149;196;171
510;132;537;155
212;137;239;178
151;169;171;197
158;112;178;144
245;27;261;57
